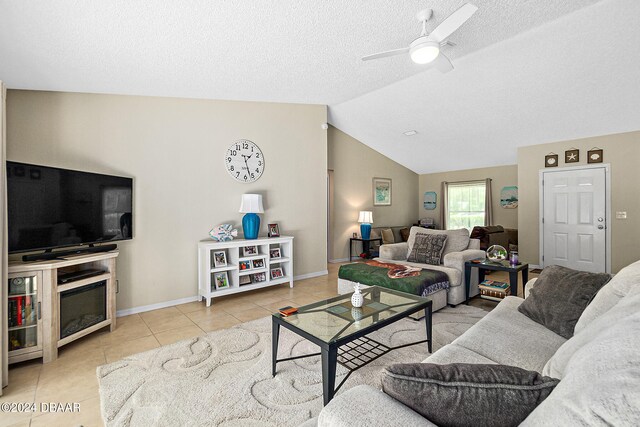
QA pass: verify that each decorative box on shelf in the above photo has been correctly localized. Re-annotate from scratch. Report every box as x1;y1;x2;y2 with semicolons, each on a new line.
198;236;294;307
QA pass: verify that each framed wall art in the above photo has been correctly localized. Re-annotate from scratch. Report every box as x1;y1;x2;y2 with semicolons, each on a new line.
500;186;518;209
423;191;437;210
588;148;603;163
373;177;392;206
565;149;579;163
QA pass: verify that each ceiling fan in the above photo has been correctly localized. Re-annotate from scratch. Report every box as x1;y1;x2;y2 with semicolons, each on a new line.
362;3;478;72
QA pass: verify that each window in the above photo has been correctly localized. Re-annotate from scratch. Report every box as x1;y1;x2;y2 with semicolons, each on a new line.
446;181;486;230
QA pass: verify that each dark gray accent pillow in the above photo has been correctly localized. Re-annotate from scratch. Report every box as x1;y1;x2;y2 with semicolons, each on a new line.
382;363;559;427
518;265;611;339
407;234;447;265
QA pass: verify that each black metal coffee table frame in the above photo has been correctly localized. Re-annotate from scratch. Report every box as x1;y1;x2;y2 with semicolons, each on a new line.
272;286;432;406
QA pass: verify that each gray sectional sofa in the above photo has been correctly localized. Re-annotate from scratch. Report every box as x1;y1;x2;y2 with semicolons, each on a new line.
315;259;640;426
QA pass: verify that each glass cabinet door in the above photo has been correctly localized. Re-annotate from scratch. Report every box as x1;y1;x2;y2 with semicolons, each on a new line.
8;274;40;352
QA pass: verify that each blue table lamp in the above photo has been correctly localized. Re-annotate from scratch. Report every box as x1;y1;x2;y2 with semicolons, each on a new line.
239;194;264;240
358;211;373;240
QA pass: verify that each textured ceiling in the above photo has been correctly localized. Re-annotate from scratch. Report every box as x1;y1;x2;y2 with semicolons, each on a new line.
1;0;601;106
1;0;634;174
329;0;640;173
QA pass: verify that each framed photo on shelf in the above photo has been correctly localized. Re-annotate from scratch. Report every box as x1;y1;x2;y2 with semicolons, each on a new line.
252;258;264;269
253;272;266;282
239;275;252;285
242;245;258;256
269;248;281;259
270;267;284;279
213;271;229;290
239;260;252;271
268;223;280;237
212;250;227;268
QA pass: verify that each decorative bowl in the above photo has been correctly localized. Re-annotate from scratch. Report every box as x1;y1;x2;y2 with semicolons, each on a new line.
487;245;508;262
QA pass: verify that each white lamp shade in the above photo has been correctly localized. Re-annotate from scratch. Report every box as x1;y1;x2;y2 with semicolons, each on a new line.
239;194;264;213
358;211;373;224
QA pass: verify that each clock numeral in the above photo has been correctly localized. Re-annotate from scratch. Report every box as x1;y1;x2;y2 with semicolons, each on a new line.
235;145;240;150
236;171;240;177
242;142;248;149
258;161;262;166
231;150;237;156
230;166;234;171
227;157;231;162
250;173;255;179
255;168;259;173
256;153;260;158
243;175;248;181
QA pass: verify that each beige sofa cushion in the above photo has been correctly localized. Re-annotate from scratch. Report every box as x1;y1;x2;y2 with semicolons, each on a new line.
574;259;640;333
523;310;640;426
450;297;566;373
381;228;395;244
406;227;470;260
543;290;640;379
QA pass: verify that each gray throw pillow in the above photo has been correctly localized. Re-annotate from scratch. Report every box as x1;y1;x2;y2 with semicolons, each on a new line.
518;265;611;339
382;363;559;427
407;233;447;265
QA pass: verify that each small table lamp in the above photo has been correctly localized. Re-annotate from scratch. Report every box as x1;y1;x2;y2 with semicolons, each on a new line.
358;211;373;240
239;194;264;239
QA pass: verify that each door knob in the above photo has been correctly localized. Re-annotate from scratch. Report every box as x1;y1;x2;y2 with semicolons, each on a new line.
598;217;604;222
598;225;604;230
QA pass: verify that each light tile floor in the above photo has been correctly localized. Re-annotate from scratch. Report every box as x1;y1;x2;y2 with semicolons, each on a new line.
0;263;532;427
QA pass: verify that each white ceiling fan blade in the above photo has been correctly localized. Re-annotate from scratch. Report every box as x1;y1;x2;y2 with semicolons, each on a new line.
428;3;478;43
433;53;454;73
362;47;409;61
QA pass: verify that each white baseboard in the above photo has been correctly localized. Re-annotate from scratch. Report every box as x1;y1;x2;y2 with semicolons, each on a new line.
116;269;329;317
329;258;349;263
529;264;543;270
116;295;200;317
294;270;328;280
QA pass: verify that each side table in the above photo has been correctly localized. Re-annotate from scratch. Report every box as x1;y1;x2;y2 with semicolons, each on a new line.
349;237;382;261
464;259;529;303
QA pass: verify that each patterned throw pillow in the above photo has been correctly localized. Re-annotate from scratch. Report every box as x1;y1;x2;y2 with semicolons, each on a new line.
407;233;447;265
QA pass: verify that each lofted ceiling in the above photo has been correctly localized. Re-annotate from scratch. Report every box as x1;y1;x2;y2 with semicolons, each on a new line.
1;0;636;173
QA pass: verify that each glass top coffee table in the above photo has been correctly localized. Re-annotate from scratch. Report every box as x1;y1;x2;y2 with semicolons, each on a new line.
271;286;432;405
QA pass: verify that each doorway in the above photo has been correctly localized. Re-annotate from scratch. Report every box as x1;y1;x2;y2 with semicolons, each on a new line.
327;170;334;262
539;164;611;273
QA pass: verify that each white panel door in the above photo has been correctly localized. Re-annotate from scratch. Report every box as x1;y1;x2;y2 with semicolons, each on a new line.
542;167;607;272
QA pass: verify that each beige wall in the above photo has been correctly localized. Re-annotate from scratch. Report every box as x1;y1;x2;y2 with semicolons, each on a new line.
7;90;328;311
418;165;518;229
328;126;418;261
518;131;640;272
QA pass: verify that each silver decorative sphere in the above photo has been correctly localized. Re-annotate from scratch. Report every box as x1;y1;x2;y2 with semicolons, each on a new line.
487;245;508;261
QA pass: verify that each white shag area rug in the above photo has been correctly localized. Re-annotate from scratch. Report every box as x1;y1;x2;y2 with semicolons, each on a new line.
97;305;486;426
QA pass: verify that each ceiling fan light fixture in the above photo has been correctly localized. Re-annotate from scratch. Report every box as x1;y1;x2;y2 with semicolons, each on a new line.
410;40;440;64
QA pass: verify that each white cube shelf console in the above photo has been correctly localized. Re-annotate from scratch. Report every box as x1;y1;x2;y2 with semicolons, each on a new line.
198;236;294;306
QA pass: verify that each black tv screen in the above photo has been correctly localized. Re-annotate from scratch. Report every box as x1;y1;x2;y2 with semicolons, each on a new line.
7;162;133;253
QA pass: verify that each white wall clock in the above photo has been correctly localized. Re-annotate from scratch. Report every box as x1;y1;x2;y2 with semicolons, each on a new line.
225;139;264;183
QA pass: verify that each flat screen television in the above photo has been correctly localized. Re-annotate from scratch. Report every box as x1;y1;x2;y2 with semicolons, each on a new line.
7;161;133;254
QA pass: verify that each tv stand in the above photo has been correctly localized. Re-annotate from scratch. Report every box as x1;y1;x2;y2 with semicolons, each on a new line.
22;244;118;262
7;250;119;364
